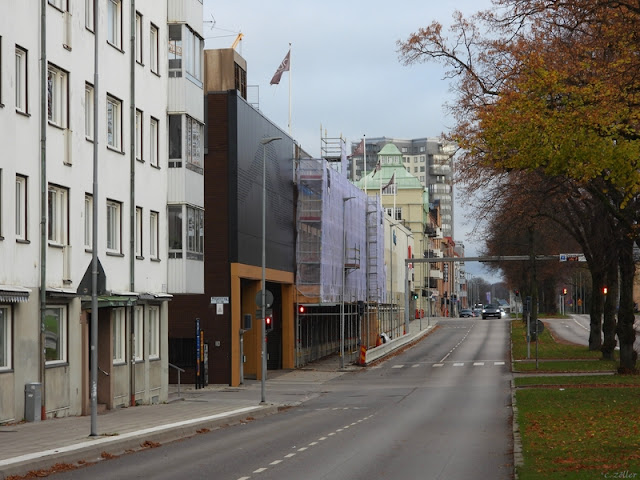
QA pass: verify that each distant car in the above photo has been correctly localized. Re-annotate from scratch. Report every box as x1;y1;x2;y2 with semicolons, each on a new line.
459;309;474;318
472;307;483;317
482;304;502;319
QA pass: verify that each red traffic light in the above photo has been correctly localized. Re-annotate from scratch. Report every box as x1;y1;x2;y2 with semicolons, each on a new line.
562;288;567;295
298;305;306;314
603;287;608;295
265;315;273;332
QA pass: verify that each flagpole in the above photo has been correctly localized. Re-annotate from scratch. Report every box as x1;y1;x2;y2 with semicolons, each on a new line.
288;43;292;136
363;136;367;195
393;170;397;220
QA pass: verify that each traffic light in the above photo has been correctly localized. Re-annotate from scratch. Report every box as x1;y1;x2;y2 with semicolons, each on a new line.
515;290;520;296
603;286;608;295
265;314;273;333
298;305;306;314
412;293;418;300
562;288;567;295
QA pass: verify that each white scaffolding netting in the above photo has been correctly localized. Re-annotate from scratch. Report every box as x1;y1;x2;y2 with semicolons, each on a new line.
296;158;385;303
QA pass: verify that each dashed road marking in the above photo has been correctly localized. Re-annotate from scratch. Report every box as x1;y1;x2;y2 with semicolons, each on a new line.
453;362;465;367
473;362;485;366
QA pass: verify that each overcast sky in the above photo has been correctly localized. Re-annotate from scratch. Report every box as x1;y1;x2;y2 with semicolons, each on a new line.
202;0;502;283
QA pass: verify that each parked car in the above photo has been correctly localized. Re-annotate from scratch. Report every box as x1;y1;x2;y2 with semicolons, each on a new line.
459;308;474;318
482;304;502;319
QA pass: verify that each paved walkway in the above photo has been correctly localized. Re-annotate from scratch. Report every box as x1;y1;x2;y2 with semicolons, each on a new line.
0;318;438;479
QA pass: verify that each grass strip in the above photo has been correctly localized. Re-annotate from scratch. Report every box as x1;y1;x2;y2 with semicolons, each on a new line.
515;374;640;387
511;319;607;361
515;387;640;480
514;359;617;373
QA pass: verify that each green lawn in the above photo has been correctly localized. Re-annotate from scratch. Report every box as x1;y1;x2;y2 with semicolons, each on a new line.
511;319;606;361
516;387;640;479
511;320;640;479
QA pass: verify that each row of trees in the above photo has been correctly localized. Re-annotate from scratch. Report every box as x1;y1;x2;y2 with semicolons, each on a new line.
398;0;639;372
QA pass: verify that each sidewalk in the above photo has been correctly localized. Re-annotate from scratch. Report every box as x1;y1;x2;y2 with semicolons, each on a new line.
0;318;438;479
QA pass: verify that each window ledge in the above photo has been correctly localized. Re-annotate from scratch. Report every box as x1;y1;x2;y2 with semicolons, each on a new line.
48;242;65;249
16;109;31;118
106;251;125;257
136;255;144;260
45;361;69;368
151;257;161;263
106;145;125;155
16;239;31;245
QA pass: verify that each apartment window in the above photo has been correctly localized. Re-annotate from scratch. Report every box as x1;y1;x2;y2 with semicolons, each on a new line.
112;308;125;364
148;306;159;359
234;62;247;98
150;117;159;167
107;0;122;49
386;207;403;221
186;116;202;169
414;167;418;173
150;211;158;259
133;306;143;361
85;84;94;140
47;65;68;127
168;25;182;77
184;27;202;85
85;0;94;31
44;306;66;364
47;184;68;245
15;175;27;240
135;206;142;257
168;205;182;252
187;206;204;258
168;114;181;161
135;12;143;63
84;194;92;248
106;95;121;150
106;200;121;253
15;47;27;113
135;109;142;160
150;24;159;74
0;306;11;370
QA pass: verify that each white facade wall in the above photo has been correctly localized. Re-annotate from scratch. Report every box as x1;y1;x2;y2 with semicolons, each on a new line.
0;0;196;423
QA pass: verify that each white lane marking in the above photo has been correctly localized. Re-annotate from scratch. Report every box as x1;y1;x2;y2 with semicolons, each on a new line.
298;447;308;452
270;460;283;465
319;436;327;441
285;453;296;458
412;364;421;368
433;363;444;367
253;467;267;473
473;362;485;366
309;441;318;446
328;432;336;436
439;324;475;362
494;361;505;366
453;362;465;367
237;477;250;480
392;365;404;369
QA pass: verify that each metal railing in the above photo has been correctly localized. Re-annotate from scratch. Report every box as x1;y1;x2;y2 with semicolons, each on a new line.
169;363;186;396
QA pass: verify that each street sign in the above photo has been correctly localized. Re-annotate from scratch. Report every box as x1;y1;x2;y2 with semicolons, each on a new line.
559;253;586;262
210;296;229;304
255;289;274;308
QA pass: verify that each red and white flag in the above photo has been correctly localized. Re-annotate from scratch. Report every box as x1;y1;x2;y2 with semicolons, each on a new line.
371;159;381;177
349;139;364;158
270;50;290;85
382;172;395;191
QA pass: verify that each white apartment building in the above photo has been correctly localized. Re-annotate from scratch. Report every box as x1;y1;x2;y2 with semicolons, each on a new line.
0;0;204;423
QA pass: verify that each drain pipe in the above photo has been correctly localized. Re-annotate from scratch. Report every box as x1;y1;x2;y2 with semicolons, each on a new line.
129;0;136;408
39;0;48;422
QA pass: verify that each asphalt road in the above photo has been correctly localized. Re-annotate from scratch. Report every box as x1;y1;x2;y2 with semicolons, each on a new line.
51;318;514;480
545;314;640;351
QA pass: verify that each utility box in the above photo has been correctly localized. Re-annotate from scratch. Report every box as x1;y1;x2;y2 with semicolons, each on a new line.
25;382;42;422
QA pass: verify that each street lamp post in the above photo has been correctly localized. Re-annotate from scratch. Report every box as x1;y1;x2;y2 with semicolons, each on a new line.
260;136;281;404
340;196;355;369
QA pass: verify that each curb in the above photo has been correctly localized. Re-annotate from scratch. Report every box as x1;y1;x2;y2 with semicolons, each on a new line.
0;405;277;480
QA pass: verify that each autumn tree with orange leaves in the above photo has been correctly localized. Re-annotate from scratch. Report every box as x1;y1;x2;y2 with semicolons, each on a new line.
398;0;640;371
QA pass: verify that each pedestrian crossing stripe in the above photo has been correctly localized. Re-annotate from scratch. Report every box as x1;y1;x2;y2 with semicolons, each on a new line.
473;362;484;366
453;362;464;367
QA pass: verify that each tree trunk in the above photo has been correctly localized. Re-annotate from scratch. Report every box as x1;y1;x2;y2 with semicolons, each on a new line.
588;270;603;351
616;237;637;373
601;261;618;360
